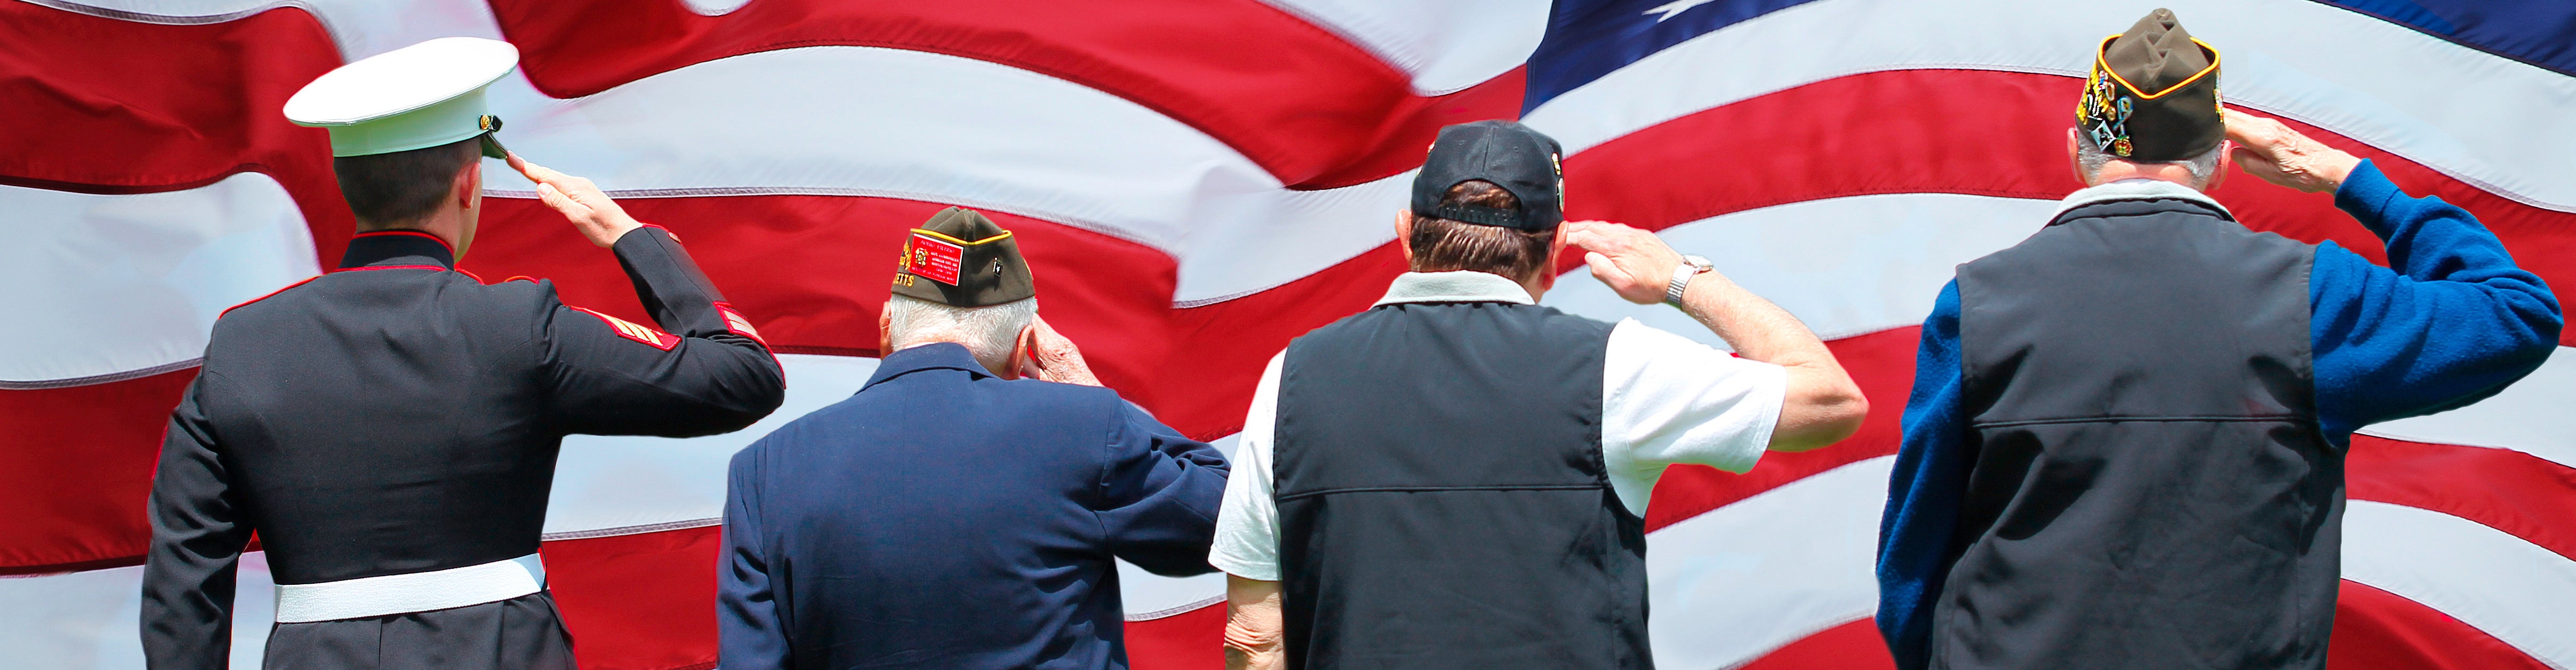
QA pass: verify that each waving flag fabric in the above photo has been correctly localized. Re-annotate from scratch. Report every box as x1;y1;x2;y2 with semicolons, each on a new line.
2;1;2569;668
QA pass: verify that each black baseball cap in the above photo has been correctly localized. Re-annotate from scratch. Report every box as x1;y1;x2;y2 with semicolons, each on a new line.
1411;120;1566;232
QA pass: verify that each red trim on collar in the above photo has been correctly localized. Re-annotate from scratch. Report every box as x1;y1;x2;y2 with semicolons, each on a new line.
332;264;450;273
219;276;320;317
351;229;456;254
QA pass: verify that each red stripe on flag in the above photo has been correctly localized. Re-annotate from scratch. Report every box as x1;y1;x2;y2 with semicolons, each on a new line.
485;0;1524;190
2329;580;2553;670
1659;578;2558;670
1562;69;2576;346
1644;327;1917;532
461;196;1183;406
543;525;725;670
0;3;356;258
1123;602;1227;670
2349;435;2576;563
1737;618;1896;670
0;367;194;574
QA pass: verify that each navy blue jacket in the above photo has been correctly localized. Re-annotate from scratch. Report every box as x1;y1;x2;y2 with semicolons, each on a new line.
1875;160;2563;668
718;343;1229;670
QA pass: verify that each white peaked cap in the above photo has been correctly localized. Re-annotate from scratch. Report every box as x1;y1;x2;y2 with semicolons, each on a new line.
284;37;520;158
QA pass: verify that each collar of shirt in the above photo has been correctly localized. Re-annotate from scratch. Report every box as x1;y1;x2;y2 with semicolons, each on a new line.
337;230;457;270
1372;270;1537;307
2053;177;2230;218
866;341;993;388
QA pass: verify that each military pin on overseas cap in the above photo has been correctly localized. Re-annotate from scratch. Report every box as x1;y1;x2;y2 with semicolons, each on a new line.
283;36;519;159
893;208;1038;308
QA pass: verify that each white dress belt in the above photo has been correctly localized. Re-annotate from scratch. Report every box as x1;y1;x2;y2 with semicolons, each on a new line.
273;554;546;623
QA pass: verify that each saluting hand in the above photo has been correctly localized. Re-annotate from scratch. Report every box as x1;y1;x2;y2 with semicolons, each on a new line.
2225;110;2361;194
1016;316;1101;386
1564;220;1689;305
507;152;645;248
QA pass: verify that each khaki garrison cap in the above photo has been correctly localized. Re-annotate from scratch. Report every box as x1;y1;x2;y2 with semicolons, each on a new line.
2078;9;2224;162
893;208;1038;308
284;36;518;158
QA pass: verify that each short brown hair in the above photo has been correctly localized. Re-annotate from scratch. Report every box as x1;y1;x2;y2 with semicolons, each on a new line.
332;137;480;228
1408;180;1553;281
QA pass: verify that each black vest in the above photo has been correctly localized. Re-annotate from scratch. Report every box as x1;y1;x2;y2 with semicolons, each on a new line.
1940;197;2335;669
1274;301;1647;670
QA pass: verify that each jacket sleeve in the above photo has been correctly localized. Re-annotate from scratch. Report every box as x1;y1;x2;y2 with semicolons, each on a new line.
2310;160;2564;437
1097;399;1232;577
718;443;791;670
1875;280;1977;670
140;373;253;670
542;225;788;437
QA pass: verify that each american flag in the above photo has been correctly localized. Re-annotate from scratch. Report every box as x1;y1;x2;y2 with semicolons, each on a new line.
3;0;2569;668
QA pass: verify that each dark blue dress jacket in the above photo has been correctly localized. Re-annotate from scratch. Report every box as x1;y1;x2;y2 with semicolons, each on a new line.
1876;161;2563;668
718;343;1230;670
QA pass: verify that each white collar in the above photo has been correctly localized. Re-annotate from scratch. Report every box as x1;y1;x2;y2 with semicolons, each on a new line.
1372;271;1536;307
2054;178;2230;218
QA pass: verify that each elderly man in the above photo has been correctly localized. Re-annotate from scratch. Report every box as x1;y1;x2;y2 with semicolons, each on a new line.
1213;120;1870;669
1874;9;2562;670
717;207;1230;670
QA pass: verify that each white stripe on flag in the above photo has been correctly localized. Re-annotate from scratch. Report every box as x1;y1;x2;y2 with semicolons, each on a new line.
2343;501;2576;668
1522;0;2576;213
0;173;319;384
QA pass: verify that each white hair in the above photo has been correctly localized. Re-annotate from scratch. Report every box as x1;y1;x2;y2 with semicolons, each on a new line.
2076;131;2224;189
885;295;1038;371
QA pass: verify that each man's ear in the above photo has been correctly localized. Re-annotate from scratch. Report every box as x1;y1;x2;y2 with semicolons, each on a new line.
2204;140;2232;192
2066;128;2090;187
1393;210;1417;266
1536;224;1571;290
455;161;482;209
1001;323;1038;381
877;302;894;356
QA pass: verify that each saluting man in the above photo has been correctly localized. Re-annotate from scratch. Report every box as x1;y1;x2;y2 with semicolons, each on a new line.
1874;10;2561;670
141;38;787;669
717;208;1231;670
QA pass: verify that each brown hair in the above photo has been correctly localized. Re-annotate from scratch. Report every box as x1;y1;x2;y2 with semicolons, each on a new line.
1408;180;1553;281
331;137;481;229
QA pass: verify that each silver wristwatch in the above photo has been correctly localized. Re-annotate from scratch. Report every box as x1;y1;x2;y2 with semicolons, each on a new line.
1665;255;1714;307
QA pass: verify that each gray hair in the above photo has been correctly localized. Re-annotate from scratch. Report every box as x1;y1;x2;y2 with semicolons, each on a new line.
885;295;1038;371
2076;131;2224;189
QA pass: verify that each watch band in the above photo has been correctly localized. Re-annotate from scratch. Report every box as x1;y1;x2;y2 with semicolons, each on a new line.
1665;256;1710;307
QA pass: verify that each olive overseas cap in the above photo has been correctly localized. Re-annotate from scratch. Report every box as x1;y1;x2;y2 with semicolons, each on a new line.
2078;9;2224;162
283;37;517;159
1411;120;1566;232
892;207;1037;308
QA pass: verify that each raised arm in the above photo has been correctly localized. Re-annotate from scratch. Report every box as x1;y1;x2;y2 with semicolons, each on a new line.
1564;221;1869;451
1097;399;1231;576
140;374;253;670
509;154;787;436
2229;114;2562;431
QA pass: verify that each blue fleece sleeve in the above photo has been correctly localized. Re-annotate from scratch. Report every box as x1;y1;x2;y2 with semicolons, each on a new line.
1876;280;1975;670
2309;160;2563;438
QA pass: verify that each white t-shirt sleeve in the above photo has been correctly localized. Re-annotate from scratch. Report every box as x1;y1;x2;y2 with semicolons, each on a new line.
1208;352;1286;582
1600;318;1789;513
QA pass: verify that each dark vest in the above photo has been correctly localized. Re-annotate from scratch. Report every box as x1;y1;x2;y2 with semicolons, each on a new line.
1940;196;2334;669
1274;301;1647;670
